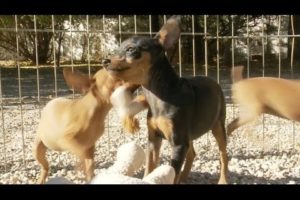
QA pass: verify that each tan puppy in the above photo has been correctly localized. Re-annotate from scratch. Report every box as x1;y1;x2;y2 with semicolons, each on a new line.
33;68;139;184
227;66;300;135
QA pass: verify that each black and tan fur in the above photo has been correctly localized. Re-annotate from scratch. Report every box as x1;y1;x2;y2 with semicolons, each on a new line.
105;16;228;184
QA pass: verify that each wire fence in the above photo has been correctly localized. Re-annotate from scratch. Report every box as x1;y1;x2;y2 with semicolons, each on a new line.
0;15;300;178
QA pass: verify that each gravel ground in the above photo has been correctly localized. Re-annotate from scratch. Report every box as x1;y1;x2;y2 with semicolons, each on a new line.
0;102;300;184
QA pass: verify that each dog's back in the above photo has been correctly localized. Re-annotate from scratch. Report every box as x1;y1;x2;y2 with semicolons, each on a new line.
232;76;300;119
38;97;73;151
184;76;226;139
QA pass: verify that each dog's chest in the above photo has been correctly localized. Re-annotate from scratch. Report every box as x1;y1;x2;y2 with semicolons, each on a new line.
142;87;178;117
149;116;174;141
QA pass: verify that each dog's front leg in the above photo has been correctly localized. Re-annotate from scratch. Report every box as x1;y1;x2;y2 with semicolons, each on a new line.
179;141;195;182
144;112;162;177
144;134;162;177
144;129;162;177
33;138;49;184
171;143;189;184
83;146;95;182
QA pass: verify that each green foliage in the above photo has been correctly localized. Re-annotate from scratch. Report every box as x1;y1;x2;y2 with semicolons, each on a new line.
0;15;68;64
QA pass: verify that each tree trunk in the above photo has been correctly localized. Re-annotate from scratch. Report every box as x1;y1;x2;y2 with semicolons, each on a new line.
223;16;233;67
194;15;204;64
81;35;87;62
56;33;64;67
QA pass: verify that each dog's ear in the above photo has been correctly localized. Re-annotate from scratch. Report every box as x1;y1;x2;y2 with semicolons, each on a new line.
231;66;244;83
63;68;92;93
155;15;181;50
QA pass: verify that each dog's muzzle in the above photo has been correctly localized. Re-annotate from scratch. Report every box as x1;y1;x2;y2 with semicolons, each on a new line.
104;58;130;73
107;66;130;72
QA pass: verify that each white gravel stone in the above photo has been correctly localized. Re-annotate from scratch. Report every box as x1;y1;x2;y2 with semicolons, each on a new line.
0;104;300;184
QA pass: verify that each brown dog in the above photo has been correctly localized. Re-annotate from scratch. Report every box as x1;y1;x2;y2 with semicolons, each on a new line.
227;66;300;135
33;68;141;184
105;16;228;184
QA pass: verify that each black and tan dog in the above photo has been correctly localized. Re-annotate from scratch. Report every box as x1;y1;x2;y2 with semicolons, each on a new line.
105;16;228;184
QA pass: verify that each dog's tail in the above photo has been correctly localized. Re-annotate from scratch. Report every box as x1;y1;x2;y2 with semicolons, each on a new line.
231;66;244;83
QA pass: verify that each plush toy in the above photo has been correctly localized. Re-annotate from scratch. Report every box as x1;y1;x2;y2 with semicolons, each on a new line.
90;141;175;184
45;141;175;184
103;141;146;176
142;165;175;184
110;84;148;134
90;164;175;184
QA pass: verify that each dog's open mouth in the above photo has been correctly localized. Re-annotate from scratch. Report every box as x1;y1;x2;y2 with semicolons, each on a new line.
107;66;130;73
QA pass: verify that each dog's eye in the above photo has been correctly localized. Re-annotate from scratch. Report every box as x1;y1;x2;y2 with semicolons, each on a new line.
126;47;141;58
126;47;135;53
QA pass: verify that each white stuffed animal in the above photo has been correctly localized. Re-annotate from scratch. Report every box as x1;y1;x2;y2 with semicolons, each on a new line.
90;165;175;184
90;141;175;184
142;165;175;184
104;141;146;176
45;141;175;184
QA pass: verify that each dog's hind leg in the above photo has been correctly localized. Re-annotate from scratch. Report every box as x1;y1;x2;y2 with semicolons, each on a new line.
83;145;95;182
33;138;49;184
227;113;258;136
61;139;95;182
212;120;228;184
179;141;195;182
227;103;262;136
171;143;189;184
